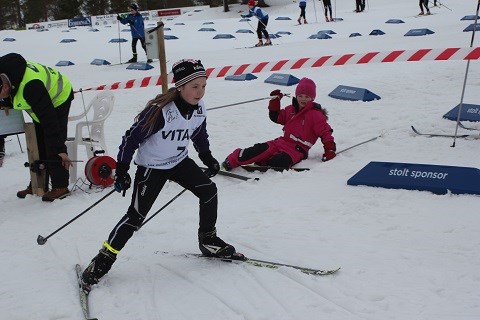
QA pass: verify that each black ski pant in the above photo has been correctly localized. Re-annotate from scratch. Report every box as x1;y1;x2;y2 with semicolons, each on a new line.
324;2;332;18
419;0;429;11
257;18;269;41
106;157;218;252
132;37;147;55
299;6;306;20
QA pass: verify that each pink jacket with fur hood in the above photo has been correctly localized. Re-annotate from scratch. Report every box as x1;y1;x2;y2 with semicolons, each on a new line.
275;100;335;158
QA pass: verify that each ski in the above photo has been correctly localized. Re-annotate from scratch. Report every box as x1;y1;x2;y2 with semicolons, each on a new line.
235;43;279;49
413;12;437;18
108;61;152;66
199;166;258;181
411;126;473;138
75;264;98;320
187;252;339;276
157;251;339;276
241;164;310;172
218;169;260;181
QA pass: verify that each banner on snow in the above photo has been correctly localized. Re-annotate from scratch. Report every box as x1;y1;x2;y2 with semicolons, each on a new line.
347;161;480;195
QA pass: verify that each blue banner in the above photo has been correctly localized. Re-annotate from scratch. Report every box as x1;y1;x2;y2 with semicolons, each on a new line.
348;161;480;195
68;17;92;27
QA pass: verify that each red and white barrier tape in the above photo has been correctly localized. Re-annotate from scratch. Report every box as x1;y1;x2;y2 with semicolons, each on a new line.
77;47;480;92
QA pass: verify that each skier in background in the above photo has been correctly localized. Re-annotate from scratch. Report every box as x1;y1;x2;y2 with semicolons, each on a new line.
418;0;431;15
298;0;307;24
117;3;152;63
355;0;366;12
241;0;271;47
322;0;333;22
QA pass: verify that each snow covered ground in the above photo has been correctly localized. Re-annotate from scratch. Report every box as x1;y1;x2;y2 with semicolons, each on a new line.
1;1;479;319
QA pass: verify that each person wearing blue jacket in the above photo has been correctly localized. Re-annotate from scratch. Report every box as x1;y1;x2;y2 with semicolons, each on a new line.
241;0;271;47
117;3;151;63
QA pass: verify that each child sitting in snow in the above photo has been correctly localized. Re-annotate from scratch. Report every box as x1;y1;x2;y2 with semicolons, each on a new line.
222;77;336;171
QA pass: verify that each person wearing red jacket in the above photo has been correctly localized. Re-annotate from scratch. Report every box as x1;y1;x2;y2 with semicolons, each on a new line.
222;77;336;171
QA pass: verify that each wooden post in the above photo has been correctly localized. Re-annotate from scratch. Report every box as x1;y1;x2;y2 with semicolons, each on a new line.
24;123;47;196
156;21;168;94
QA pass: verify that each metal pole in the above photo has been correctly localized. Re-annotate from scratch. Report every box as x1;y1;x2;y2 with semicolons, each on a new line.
452;0;480;147
37;189;116;245
117;19;122;63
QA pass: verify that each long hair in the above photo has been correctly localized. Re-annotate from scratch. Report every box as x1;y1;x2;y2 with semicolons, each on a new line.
136;87;178;134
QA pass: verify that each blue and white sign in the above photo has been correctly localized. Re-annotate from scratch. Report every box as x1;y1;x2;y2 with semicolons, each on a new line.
348;161;480;195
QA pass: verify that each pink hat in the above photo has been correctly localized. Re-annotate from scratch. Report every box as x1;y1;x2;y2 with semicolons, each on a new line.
295;78;316;100
248;0;255;6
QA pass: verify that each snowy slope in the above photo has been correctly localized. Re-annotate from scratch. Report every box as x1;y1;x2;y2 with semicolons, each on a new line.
0;1;479;319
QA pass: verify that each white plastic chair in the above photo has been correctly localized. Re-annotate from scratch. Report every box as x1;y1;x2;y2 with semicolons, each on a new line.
66;91;115;183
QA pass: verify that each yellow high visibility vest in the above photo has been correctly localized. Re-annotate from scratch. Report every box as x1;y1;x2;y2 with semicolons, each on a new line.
13;61;73;122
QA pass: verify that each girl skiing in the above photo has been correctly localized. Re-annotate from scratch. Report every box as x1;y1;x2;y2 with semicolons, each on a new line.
81;59;235;288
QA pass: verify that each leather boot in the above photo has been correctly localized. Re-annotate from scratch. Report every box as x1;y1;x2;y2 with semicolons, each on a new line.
17;183;33;199
42;187;70;202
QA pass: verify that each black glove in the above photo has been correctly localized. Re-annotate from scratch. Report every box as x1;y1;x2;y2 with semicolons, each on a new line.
114;162;131;196
116;15;121;21
199;151;220;177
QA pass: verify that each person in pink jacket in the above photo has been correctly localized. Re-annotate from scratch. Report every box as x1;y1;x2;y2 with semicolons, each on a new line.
222;77;336;171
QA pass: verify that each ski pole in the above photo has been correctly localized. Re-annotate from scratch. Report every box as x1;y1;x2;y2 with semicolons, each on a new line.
437;1;452;11
140;188;188;228
117;18;122;63
207;94;290;111
337;135;381;155
312;0;318;23
37;189;116;245
452;0;479;147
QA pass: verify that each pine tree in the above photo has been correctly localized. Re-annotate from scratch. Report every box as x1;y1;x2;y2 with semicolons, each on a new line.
84;0;109;16
53;0;82;20
110;0;131;14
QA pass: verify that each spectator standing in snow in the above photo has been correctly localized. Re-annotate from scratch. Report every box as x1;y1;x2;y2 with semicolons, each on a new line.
81;59;236;289
241;0;271;47
222;78;336;171
0;52;73;201
117;3;152;63
322;0;333;22
298;0;307;24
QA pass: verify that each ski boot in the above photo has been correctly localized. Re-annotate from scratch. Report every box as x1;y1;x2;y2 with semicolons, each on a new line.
82;244;117;286
127;54;138;63
198;228;236;258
